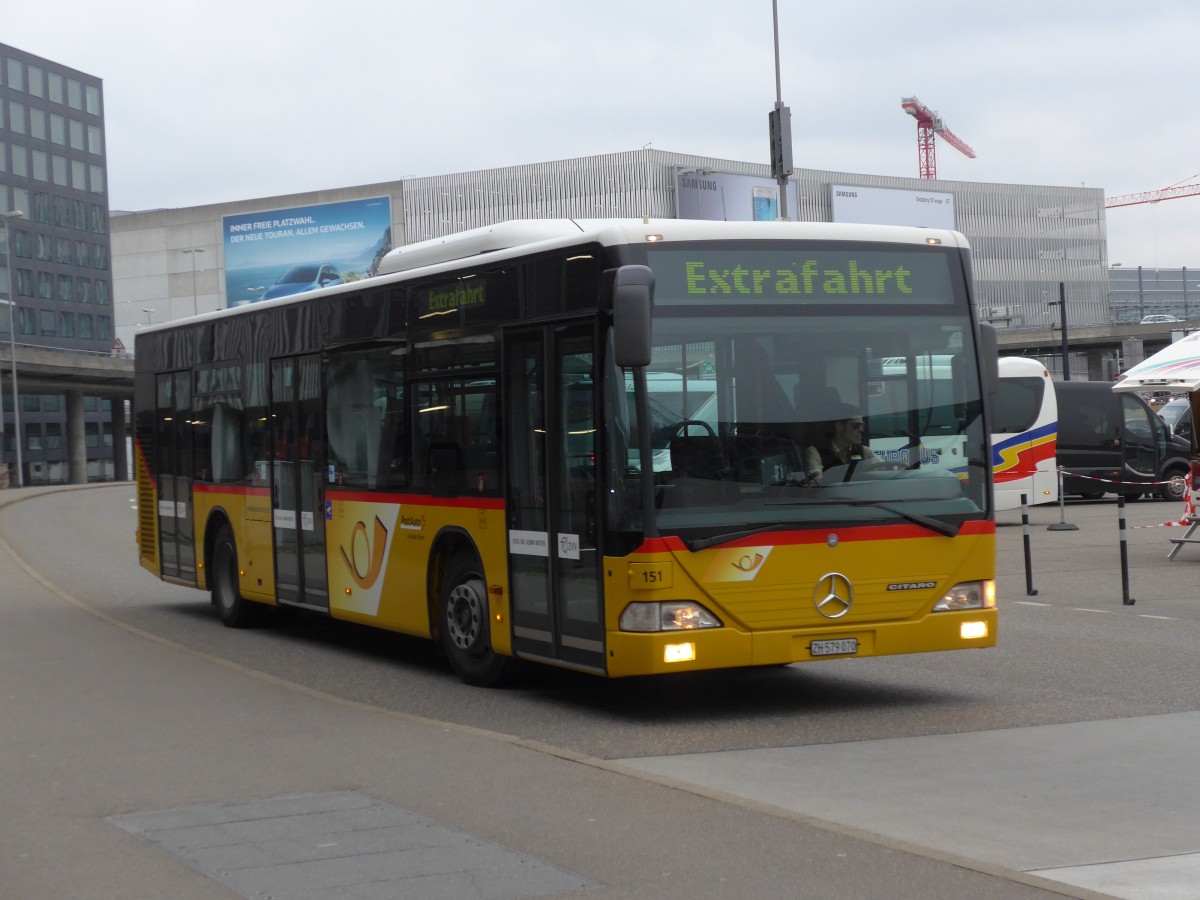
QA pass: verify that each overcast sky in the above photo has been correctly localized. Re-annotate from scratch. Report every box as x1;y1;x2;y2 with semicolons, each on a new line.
10;1;1200;268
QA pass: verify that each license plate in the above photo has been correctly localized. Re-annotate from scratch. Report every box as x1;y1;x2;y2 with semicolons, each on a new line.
811;638;859;657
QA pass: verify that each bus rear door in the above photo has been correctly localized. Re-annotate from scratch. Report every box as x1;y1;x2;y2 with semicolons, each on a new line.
154;370;196;582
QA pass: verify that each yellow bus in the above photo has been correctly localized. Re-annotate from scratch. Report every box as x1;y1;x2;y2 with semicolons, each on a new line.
135;219;998;685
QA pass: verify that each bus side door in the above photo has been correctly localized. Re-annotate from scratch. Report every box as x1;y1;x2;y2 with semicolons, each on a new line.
154;370;196;582
270;354;329;611
505;325;605;673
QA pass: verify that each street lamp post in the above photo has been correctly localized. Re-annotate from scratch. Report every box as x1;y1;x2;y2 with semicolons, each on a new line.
2;209;27;488
1048;282;1070;381
142;308;155;325
182;248;204;317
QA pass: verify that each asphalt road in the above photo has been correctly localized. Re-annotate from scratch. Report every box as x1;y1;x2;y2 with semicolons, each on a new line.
2;484;1199;898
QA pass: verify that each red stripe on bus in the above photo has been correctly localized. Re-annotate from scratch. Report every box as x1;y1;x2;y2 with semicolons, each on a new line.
636;519;992;553
324;488;506;510
193;484;271;497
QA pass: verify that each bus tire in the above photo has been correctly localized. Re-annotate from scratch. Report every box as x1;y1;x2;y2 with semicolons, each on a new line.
440;556;510;687
211;524;259;628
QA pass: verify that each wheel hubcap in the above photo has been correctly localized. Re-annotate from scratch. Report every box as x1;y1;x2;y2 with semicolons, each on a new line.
446;581;483;650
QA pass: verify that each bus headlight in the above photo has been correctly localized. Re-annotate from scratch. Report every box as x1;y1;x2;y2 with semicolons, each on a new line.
619;601;722;632
932;580;995;612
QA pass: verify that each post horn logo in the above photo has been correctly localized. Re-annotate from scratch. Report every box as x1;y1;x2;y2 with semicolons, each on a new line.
340;516;389;590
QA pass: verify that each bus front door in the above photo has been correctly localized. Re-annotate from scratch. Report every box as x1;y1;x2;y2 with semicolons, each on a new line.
270;355;329;611
505;326;606;674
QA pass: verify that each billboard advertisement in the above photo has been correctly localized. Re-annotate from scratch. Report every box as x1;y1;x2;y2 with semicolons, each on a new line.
830;184;956;229
675;169;799;222
222;196;393;308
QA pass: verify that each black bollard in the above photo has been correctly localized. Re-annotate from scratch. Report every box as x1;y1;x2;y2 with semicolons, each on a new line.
1021;493;1038;596
1117;494;1135;605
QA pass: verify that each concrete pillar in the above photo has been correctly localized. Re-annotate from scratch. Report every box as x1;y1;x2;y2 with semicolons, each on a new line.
66;390;87;485
112;396;129;482
1121;337;1145;375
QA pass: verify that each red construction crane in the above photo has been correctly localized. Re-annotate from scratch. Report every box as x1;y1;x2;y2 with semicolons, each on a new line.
1105;179;1200;209
900;96;977;180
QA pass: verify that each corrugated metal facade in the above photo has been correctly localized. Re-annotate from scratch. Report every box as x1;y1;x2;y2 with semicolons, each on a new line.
110;149;1109;345
402;149;1108;329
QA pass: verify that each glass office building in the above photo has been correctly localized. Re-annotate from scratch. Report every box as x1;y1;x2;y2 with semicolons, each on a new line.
1;43;117;484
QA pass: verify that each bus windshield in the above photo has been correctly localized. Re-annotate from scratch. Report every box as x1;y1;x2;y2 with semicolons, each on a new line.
611;310;987;543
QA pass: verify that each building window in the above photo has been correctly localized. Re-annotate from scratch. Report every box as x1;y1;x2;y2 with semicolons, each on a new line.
31;192;49;225
87;125;102;155
72;160;86;191
50;113;65;145
10;145;26;178
45;423;63;450
28;66;43;98
31;150;48;182
96;315;111;339
57;274;72;301
67;79;82;110
85;85;101;116
40;309;56;335
16;271;34;301
59;312;75;337
52;155;68;187
23;394;40;412
37;271;53;299
79;314;93;338
75;277;91;304
7;100;25;134
29;108;45;141
0;141;5;173
85;422;99;448
90;165;104;194
90;205;106;234
69;119;83;151
48;72;63;104
26;424;42;452
6;59;23;92
42;394;61;412
94;281;109;305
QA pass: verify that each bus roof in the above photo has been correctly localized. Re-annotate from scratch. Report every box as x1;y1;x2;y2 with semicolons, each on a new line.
377;218;971;276
137;218;971;336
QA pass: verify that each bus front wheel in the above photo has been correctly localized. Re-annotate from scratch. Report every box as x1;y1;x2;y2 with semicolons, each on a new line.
211;524;259;628
440;556;510;687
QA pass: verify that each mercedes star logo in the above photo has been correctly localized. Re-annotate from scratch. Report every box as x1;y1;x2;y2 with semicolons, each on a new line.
814;572;853;619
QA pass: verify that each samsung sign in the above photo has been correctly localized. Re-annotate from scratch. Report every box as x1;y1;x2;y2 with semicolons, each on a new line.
830;184;956;230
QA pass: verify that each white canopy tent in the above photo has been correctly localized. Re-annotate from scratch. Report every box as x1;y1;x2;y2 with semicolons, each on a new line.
1113;331;1200;394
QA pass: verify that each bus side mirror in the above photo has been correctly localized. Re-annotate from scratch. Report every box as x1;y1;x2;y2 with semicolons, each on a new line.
979;323;999;395
613;265;654;368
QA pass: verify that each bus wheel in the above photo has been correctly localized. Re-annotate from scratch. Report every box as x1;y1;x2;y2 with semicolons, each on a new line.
441;557;510;687
211;524;259;628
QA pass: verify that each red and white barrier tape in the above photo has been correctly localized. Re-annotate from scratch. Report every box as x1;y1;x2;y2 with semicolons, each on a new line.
1056;466;1195;528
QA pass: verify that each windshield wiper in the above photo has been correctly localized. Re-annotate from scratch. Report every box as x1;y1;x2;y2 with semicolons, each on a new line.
767;498;961;538
685;523;797;552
